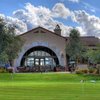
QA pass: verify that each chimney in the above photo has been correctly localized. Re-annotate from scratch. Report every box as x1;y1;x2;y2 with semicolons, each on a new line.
54;24;61;35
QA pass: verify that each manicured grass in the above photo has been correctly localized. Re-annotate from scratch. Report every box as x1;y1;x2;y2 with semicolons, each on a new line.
0;73;100;100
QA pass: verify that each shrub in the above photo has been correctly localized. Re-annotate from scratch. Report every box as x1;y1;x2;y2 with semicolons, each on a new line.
75;69;88;74
88;67;97;74
81;69;88;73
0;67;7;73
89;68;94;73
75;70;83;74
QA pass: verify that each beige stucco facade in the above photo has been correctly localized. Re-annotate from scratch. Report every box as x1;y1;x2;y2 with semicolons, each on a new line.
14;27;67;68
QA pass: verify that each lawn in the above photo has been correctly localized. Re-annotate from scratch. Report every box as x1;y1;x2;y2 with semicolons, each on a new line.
0;73;100;100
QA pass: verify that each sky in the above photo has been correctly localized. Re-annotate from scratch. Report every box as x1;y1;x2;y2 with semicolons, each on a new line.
0;0;100;38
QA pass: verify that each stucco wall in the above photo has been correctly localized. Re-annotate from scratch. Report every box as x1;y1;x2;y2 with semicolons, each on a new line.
14;29;67;67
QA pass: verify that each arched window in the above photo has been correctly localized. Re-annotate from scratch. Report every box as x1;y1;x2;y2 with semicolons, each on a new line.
21;46;59;67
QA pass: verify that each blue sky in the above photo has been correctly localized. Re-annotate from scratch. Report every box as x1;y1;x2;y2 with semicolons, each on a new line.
0;0;100;38
0;0;100;16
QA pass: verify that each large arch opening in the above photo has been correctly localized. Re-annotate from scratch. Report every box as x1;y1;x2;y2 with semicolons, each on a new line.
20;46;59;68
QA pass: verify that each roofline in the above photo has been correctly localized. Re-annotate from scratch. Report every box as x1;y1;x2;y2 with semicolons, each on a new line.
19;26;67;40
66;36;100;40
18;26;100;42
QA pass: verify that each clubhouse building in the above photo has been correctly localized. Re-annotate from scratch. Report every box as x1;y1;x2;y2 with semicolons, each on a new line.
14;25;100;72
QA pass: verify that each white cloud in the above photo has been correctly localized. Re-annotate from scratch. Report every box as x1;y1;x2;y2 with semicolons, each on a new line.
0;13;27;35
0;13;5;19
72;10;100;38
13;3;52;30
13;3;71;36
68;0;80;3
76;26;86;36
52;3;70;19
0;2;100;38
82;2;96;13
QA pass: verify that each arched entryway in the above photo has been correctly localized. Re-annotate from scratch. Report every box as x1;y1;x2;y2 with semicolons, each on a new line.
20;46;59;68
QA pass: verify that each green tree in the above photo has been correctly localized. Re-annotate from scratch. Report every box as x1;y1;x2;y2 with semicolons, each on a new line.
66;29;83;66
85;44;100;74
86;44;100;64
0;17;23;66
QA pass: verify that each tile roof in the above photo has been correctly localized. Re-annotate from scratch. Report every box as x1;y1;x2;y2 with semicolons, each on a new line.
19;26;100;46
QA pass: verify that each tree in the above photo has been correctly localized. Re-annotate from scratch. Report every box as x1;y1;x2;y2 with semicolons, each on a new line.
66;29;83;66
86;44;100;64
0;17;23;66
85;44;100;74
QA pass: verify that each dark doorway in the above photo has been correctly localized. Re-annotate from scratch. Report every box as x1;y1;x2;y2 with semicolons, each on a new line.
20;46;59;67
